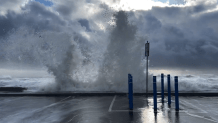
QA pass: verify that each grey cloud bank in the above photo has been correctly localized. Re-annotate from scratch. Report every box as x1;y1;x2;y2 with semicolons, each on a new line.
127;1;218;70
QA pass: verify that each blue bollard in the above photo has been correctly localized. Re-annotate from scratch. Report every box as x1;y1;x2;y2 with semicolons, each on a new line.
153;76;157;111
161;73;164;103
128;74;133;110
129;82;133;110
167;74;171;105
175;76;179;111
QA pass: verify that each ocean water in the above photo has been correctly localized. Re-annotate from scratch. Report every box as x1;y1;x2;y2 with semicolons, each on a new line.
0;76;54;92
0;74;218;93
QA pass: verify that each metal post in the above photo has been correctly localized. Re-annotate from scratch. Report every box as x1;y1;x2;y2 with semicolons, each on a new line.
128;74;133;110
153;76;157;111
145;41;149;97
175;76;179;111
167;74;171;105
161;73;164;103
146;55;148;97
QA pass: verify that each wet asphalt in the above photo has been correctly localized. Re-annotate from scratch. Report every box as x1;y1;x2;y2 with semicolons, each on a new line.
0;95;218;123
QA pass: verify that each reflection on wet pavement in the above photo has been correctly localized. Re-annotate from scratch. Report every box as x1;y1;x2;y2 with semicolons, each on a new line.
0;96;218;123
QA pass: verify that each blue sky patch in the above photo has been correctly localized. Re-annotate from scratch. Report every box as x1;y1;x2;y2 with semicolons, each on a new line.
35;0;53;6
157;0;185;5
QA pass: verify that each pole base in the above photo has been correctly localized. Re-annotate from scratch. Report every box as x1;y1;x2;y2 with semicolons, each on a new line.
154;109;157;112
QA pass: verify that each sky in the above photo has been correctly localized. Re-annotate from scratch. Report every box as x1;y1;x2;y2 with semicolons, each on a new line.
34;0;185;7
0;0;218;79
35;0;53;6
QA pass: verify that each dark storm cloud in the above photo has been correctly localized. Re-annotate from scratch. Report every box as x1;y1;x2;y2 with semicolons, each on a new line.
55;4;75;16
0;1;65;39
78;19;92;32
143;13;162;33
53;0;82;17
128;1;218;70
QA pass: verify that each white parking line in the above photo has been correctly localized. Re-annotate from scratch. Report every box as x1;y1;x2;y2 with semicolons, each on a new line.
108;95;141;112
1;96;72;120
108;95;116;112
177;98;218;122
185;111;217;123
108;96;147;112
36;96;72;110
181;99;207;113
67;111;101;123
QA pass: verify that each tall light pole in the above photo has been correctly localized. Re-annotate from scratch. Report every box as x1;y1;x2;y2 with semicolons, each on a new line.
145;41;149;97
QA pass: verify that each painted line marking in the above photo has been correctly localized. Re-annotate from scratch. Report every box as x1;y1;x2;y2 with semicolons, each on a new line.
1;96;72;120
193;99;218;122
181;99;207;113
67;111;101;123
108;95;116;112
179;100;205;113
185;111;217;123
178;98;217;122
38;96;72;110
108;95;140;112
